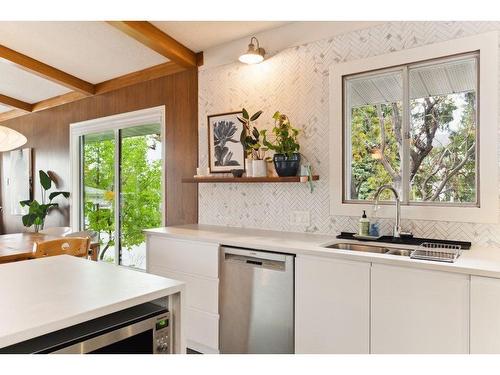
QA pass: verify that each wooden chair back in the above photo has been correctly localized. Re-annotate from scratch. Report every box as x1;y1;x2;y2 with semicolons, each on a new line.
32;237;90;259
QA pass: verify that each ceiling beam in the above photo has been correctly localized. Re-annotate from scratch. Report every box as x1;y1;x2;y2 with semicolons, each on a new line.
0;59;188;123
95;61;184;94
32;91;88;112
0;94;32;112
0;44;95;95
107;21;199;68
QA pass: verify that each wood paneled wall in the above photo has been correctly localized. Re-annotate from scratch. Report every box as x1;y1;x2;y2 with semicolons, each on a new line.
0;69;198;234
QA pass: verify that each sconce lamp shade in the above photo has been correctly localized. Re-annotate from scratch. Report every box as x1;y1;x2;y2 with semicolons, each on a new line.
239;37;265;64
0;126;27;152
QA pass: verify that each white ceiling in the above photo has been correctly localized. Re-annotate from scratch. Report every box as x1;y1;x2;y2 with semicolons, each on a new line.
152;21;290;52
0;103;12;113
0;58;71;103
0;22;168;84
0;21;383;113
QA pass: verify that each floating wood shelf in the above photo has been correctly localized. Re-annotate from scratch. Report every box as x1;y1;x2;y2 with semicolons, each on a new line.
182;175;320;183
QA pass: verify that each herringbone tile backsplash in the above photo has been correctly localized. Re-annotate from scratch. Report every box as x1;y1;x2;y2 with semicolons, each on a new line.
198;21;500;247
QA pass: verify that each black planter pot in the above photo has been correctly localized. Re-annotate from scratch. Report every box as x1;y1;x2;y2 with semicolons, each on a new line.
273;153;301;177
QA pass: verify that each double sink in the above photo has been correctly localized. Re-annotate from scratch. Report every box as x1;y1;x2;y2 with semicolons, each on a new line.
325;243;412;257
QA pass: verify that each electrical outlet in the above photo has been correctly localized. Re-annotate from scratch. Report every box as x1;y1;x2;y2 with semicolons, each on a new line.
291;210;310;226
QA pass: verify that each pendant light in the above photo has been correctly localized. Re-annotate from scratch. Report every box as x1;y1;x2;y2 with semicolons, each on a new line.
239;37;265;64
0;125;27;152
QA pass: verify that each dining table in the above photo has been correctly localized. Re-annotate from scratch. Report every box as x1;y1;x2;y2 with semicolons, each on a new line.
0;232;99;264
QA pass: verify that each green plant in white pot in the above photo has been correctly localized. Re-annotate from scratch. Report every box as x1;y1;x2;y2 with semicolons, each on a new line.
238;108;268;177
262;111;301;177
20;170;70;232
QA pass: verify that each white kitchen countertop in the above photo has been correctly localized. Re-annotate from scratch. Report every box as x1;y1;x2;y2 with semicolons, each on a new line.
145;224;500;279
0;255;184;348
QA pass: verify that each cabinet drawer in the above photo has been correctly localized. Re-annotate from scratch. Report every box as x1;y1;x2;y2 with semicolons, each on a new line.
187;308;219;351
147;236;219;278
149;265;219;314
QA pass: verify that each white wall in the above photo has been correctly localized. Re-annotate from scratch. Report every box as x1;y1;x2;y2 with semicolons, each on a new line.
198;21;500;247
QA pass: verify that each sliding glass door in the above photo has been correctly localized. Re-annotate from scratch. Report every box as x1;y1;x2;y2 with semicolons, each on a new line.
82;131;117;264
119;124;162;268
74;107;164;270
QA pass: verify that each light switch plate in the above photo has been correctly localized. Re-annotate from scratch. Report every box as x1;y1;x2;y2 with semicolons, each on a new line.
291;210;310;226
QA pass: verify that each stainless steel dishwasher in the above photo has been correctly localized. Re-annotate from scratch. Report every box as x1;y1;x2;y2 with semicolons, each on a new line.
219;246;294;354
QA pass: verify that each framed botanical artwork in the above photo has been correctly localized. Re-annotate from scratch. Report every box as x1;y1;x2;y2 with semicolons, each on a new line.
207;111;245;173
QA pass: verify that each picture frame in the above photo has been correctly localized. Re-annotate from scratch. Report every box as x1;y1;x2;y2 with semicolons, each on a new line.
207;111;245;173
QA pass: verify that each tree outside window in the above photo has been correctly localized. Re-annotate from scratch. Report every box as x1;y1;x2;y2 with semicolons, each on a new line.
345;53;478;205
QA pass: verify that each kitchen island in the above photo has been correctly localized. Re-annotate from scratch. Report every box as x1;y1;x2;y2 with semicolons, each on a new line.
0;255;185;353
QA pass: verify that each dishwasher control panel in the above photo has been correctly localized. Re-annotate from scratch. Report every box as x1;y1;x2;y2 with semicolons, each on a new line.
154;313;171;354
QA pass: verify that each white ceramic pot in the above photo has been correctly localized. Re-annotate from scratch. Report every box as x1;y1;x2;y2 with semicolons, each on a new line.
252;160;267;177
245;158;253;177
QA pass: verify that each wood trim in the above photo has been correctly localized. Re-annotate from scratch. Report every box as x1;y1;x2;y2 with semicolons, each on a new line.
0;94;32;112
107;21;198;68
0;109;27;122
95;61;185;94
32;91;88;112
182;176;320;183
0;44;95;95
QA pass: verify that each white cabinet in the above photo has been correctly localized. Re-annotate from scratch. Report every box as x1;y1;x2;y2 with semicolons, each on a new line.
470;275;500;353
295;255;370;353
147;236;220;353
371;264;469;354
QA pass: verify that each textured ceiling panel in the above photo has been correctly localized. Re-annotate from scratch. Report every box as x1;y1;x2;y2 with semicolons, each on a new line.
0;59;70;103
0;103;12;113
0;21;167;84
152;21;290;52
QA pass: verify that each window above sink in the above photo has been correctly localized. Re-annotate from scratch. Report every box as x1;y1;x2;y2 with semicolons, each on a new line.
329;32;498;223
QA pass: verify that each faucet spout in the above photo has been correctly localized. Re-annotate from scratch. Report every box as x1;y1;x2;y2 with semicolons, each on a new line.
373;185;401;238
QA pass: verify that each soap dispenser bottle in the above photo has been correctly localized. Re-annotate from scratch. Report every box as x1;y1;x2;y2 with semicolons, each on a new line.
359;210;370;236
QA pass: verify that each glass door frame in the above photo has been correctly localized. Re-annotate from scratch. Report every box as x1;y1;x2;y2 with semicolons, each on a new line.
69;106;166;267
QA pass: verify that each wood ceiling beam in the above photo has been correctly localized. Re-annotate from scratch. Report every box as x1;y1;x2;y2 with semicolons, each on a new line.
0;94;32;112
0;44;95;95
32;91;88;112
107;21;200;68
0;59;188;124
95;61;185;94
0;109;27;122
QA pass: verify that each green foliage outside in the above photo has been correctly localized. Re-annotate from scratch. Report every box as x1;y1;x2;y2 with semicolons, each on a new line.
83;132;162;264
350;92;476;203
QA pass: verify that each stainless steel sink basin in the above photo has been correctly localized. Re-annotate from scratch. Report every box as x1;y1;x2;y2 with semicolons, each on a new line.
385;248;412;256
326;243;389;254
324;242;411;256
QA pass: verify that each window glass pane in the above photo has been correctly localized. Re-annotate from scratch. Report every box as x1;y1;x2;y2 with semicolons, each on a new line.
82;131;116;264
409;57;477;204
119;124;162;269
345;70;403;201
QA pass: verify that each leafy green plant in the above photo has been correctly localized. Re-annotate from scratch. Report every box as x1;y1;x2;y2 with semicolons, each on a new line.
20;170;70;232
262;111;300;157
237;108;268;159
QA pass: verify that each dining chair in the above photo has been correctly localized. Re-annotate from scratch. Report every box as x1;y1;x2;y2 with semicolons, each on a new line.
39;226;72;236
32;237;90;259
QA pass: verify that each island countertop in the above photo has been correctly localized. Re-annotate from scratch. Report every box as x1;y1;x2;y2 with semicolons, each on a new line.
0;255;184;349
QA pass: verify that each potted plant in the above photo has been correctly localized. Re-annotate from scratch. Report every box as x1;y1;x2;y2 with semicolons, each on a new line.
238;108;267;177
20;170;70;232
262;111;301;177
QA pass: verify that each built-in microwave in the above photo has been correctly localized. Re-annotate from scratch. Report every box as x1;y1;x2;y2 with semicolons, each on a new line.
0;302;172;354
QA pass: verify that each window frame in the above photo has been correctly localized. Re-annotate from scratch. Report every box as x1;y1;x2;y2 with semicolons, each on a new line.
343;52;480;207
69;106;166;267
330;32;498;223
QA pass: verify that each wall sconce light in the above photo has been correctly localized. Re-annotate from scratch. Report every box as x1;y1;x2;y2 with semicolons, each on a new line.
239;37;265;64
